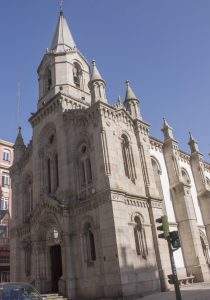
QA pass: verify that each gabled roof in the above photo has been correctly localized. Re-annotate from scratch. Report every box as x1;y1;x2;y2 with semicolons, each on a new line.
50;11;76;52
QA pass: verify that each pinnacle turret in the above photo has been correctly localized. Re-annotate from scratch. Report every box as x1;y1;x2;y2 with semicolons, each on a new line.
123;81;140;119
124;80;139;102
89;60;107;105
90;60;105;82
188;131;200;154
14;127;26;162
50;11;76;52
161;118;175;141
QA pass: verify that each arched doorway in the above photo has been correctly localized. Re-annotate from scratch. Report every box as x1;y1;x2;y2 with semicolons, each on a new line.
50;244;62;292
47;228;63;293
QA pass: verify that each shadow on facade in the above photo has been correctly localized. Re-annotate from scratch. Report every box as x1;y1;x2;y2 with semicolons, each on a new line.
118;246;161;299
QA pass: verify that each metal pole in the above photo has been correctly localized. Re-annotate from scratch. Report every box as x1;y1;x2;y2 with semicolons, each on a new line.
167;237;182;300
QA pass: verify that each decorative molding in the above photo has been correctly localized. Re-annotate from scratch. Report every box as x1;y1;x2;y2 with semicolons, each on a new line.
100;129;111;175
150;137;163;152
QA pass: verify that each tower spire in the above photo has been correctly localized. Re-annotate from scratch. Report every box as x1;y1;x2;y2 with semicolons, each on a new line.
50;8;76;53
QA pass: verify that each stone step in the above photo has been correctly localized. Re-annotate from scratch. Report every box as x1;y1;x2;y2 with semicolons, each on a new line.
41;294;68;300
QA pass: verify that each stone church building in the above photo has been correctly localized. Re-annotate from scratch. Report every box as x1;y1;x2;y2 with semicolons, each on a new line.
10;9;210;300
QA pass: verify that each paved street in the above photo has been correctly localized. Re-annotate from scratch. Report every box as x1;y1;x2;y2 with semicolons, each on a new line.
140;284;210;300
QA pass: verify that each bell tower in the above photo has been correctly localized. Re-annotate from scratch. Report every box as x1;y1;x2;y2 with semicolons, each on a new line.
37;10;91;109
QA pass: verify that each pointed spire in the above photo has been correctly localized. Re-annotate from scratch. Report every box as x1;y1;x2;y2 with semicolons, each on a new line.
14;127;26;163
123;81;140;119
14;127;25;148
50;11;76;53
90;60;105;82
188;131;200;154
161;118;175;141
124;80;139;102
89;60;107;105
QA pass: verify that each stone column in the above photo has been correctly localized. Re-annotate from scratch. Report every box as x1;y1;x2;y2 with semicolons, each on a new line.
60;232;76;299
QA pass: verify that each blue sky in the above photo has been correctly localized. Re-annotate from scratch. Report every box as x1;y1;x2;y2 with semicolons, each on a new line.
0;0;210;158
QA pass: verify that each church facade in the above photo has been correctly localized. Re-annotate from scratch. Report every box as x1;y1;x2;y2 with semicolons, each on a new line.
10;10;210;300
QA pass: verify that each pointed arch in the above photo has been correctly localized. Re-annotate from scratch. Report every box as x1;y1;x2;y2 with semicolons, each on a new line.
43;67;52;94
22;173;33;221
121;134;136;182
181;168;191;185
81;217;97;265
151;156;163;198
200;230;210;265
132;213;148;259
73;61;83;88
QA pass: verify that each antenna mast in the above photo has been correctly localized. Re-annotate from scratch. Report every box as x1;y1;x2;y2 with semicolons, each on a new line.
59;0;64;12
17;82;21;129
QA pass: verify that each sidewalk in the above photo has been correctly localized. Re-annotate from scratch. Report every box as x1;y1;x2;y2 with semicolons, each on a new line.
140;284;210;300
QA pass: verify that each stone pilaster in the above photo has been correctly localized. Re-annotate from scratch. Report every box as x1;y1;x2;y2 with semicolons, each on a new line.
190;149;210;251
163;136;210;282
134;120;171;291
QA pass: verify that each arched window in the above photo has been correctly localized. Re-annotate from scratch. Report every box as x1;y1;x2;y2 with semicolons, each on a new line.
54;153;59;189
44;67;52;93
134;216;148;259
28;178;33;213
47;158;51;193
24;242;31;277
39;124;58;194
181;168;191;185
23;175;33;221
73;62;82;88
79;144;93;189
121;135;136;182
151;157;163;198
83;223;96;264
200;233;210;265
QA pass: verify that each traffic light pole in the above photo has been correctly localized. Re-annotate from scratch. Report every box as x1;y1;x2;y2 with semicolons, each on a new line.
167;237;182;300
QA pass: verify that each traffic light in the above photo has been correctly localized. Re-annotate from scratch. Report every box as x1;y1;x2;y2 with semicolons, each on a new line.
168;274;175;284
169;231;181;251
156;215;169;239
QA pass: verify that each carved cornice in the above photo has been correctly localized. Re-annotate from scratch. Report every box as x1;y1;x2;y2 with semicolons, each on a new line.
30;92;90;128
150;136;163;152
134;119;150;136
63;107;100;129
179;150;190;164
